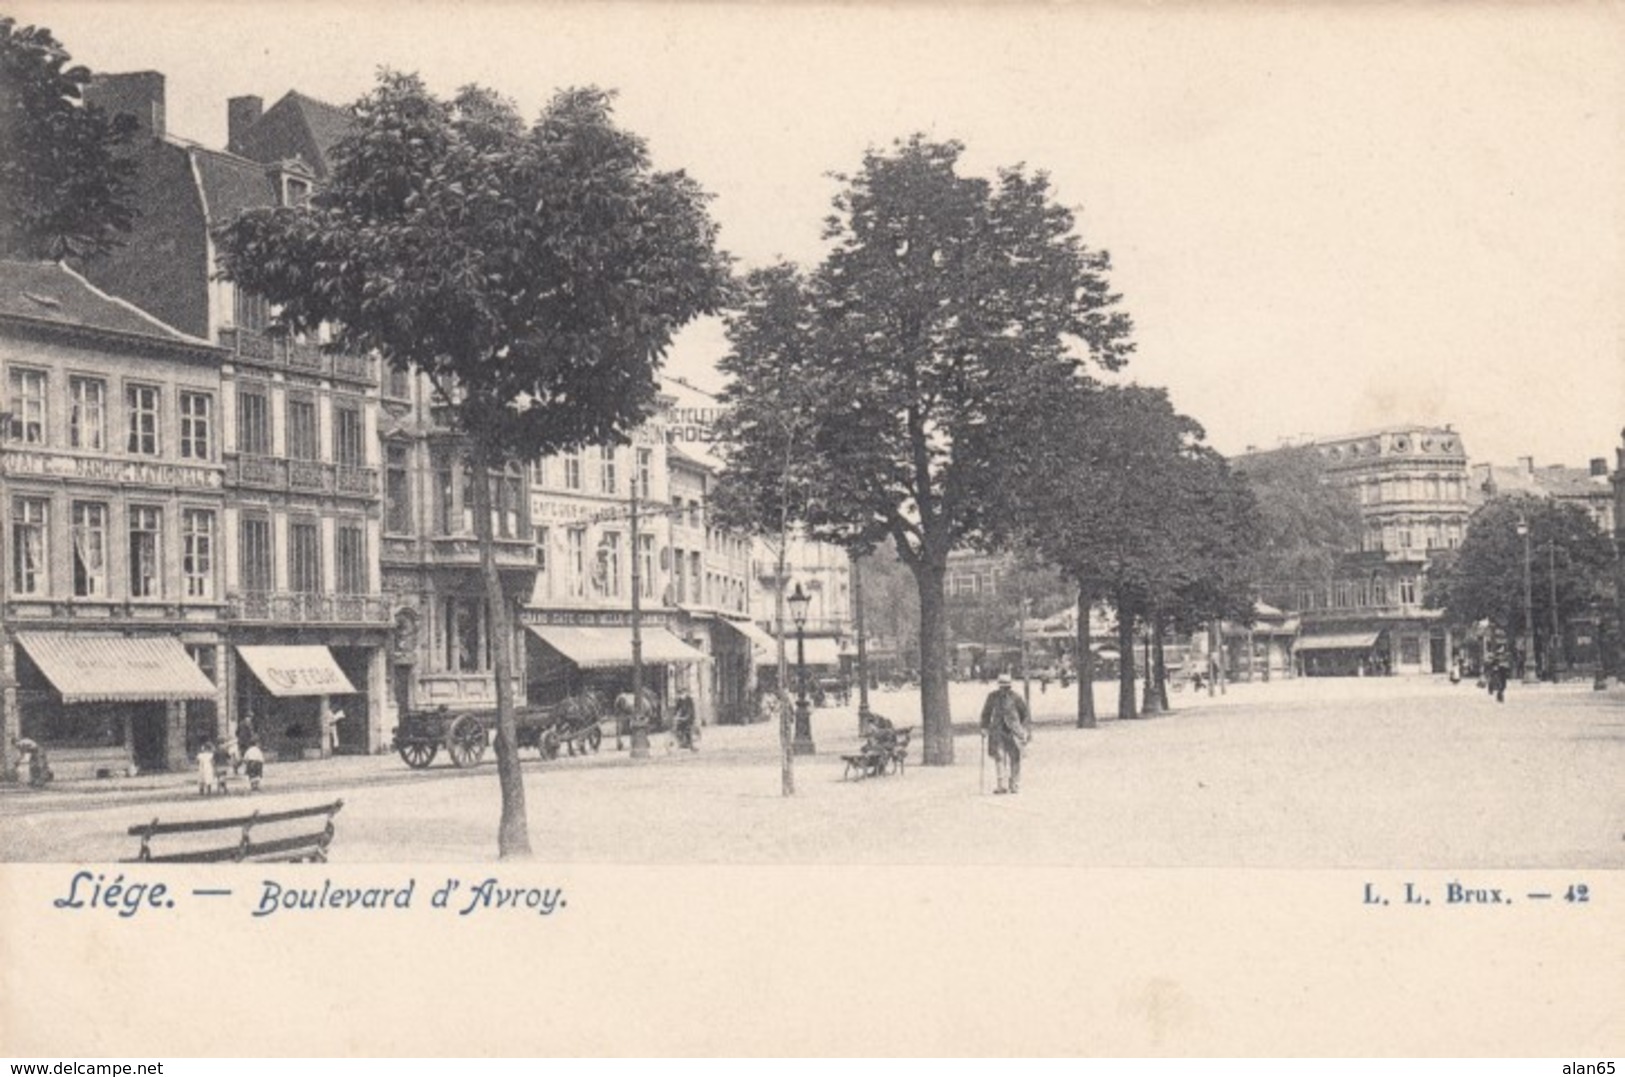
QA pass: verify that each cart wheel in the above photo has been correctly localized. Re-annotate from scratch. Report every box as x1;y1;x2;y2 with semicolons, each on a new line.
586;726;602;753
399;742;437;769
541;730;561;761
447;715;487;768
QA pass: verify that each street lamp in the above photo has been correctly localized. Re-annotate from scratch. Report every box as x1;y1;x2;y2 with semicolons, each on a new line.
1517;517;1536;684
788;582;815;755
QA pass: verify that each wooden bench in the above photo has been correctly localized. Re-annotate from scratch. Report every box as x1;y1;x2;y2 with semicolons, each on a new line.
124;800;344;863
841;726;913;780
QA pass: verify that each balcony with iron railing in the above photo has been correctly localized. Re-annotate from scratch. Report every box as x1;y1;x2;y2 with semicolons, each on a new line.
228;591;391;625
218;327;377;386
229;454;379;499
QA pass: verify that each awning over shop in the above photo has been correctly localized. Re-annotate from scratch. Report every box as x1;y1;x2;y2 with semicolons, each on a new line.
16;632;216;704
716;618;777;654
525;625;708;669
757;636;842;667
1293;631;1381;653
236;645;357;697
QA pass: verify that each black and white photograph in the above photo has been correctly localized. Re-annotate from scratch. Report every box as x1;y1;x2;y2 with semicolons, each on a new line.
0;0;1621;1059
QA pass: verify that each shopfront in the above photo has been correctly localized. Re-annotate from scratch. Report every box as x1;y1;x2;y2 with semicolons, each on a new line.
234;645;359;760
12;632;216;778
522;616;708;723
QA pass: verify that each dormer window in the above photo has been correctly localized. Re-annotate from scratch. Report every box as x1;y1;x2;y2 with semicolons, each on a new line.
284;176;311;207
272;157;317;208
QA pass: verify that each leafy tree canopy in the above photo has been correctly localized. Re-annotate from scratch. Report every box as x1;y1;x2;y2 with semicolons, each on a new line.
1231;445;1363;589
0;17;138;260
1425;495;1614;636
217;71;730;460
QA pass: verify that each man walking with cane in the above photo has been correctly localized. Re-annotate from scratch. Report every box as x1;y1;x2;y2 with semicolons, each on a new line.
980;672;1031;795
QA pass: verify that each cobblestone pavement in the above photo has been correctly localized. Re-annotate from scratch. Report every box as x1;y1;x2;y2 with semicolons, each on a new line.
3;677;1621;865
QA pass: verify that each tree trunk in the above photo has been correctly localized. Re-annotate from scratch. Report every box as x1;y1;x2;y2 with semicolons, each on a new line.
1116;607;1138;720
1153;611;1170;712
1141;626;1159;714
469;437;530;859
1075;586;1096;728
913;555;954;765
774;530;794;797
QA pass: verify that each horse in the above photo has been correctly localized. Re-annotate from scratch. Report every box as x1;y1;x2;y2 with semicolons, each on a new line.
613;686;661;749
554;688;605;756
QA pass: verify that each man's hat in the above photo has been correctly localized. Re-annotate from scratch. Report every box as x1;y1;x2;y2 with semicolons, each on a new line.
997;673;1012;686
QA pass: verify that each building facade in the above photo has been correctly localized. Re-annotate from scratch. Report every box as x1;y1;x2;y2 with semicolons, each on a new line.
1245;425;1472;676
79;73;390;756
0;263;228;781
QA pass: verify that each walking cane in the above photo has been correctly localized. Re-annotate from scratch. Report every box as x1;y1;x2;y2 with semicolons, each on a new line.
979;726;987;796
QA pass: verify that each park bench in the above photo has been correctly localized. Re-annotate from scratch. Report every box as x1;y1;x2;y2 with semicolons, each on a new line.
124;800;344;863
841;726;913;780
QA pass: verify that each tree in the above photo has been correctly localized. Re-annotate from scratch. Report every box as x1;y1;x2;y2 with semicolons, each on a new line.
1426;495;1614;674
217;73;728;857
716;136;1134;765
1231;445;1363;604
0;17;138;260
1016;382;1258;725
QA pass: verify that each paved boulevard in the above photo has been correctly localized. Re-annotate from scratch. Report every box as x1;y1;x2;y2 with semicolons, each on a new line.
3;677;1621;866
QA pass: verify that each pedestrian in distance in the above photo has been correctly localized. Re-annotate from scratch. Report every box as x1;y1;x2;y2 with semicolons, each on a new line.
212;741;233;795
242;739;266;792
980;672;1032;795
197;741;217;797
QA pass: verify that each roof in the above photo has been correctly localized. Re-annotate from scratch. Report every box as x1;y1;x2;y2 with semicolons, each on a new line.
189;145;279;228
231;91;355;179
0;261;215;349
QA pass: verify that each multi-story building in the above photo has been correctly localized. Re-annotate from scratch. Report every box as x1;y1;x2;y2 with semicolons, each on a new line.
1243;424;1472;676
0;262;227;781
1471;456;1616;537
80;73;390;756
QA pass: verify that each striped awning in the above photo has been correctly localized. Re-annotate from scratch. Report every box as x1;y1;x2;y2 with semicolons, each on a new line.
237;646;357;697
526;625;709;669
1294;631;1381;652
16;632;216;704
717;618;777;654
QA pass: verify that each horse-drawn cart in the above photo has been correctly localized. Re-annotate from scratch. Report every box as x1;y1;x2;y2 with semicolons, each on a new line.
393;694;605;769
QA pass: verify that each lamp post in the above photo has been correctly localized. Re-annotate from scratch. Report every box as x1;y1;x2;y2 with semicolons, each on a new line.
1517;516;1536;684
1545;541;1561;682
788;582;815;755
850;550;874;734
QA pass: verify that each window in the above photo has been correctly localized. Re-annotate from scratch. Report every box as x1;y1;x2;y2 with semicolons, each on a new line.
289;520;322;593
600;533;622;597
1398;578;1417;606
460;464;475;534
70;501;107;597
689;550;702;603
233;286;269;332
567;528;586;597
237;387;270;455
673;546;685;601
597;446;617;495
286;396;318;461
1397;528;1413;549
689;500;701;528
385;444;412;534
529;458;548;489
637;448;652;500
334;403;364;468
11;497;48;595
500;474;522;539
239;515;274;592
336;522;367;595
70;377;106;450
125;384;160;455
433;453;454;535
283;175;311;207
179;391;212;459
182;509;214;598
386;365;412;400
8;368;46;443
128;505;162;598
534;526;550;595
443;597;485;672
638;534;655;599
564;453;582;491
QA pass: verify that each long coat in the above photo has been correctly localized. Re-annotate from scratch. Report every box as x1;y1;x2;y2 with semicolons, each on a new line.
980;688;1030;758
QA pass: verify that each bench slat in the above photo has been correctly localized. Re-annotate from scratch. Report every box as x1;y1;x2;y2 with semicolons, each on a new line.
127;800;343;837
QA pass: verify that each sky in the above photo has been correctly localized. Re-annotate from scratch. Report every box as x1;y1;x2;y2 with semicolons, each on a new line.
17;0;1625;469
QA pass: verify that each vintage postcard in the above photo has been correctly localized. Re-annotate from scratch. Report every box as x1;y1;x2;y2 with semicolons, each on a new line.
0;0;1621;1057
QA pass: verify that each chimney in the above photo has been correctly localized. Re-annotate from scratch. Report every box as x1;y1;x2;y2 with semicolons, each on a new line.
1592;458;1609;477
85;71;166;141
1517;455;1534;476
227;95;263;153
